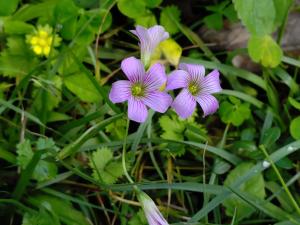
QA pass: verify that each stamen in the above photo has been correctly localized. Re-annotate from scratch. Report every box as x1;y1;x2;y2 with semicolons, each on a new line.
131;83;145;97
188;82;200;96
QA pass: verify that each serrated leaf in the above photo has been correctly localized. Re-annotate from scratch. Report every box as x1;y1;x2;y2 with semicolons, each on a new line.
17;139;34;169
248;35;282;68
64;72;101;103
160;5;181;35
233;0;276;35
117;0;146;19
89;148;124;184
223;162;266;221
159;38;182;66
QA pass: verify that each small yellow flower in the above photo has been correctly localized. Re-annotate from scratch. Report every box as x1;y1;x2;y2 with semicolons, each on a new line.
26;24;61;57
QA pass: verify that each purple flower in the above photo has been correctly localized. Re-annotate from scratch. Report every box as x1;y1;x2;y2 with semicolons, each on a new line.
131;25;169;68
109;57;172;123
166;63;222;119
137;191;169;225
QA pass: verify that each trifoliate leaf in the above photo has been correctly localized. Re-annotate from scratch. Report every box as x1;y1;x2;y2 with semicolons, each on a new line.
89;148;125;184
64;72;101;103
144;0;162;8
248;35;282;68
159;38;182;66
233;0;275;35
290;116;300;140
219;100;251;126
160;5;181;35
17;139;33;169
223;162;265;221
135;11;157;28
117;0;146;19
33;160;57;182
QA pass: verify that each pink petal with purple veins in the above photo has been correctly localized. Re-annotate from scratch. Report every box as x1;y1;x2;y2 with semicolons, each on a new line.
144;63;167;91
121;57;145;83
172;89;197;119
179;63;205;83
195;94;219;117
147;25;169;50
166;69;189;91
142;91;172;113
128;97;148;123
109;80;131;103
200;69;222;94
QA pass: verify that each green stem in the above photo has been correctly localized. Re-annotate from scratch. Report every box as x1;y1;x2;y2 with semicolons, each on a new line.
260;145;300;215
122;118;134;184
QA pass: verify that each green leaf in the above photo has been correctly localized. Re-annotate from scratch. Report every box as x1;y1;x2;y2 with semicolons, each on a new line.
33;160;58;182
260;127;281;147
117;0;146;19
89;148;124;184
129;209;148;225
203;13;223;30
290;116;300;140
105;118;127;140
273;0;293;28
288;97;300;111
248;35;283;68
17;140;34;169
0;0;19;16
223;4;238;22
22;210;57;225
144;0;162;8
233;0;276;35
160;5;181;35
219;100;251;126
36;138;56;151
64;72;102;103
0;37;39;79
28;194;90;225
223;162;266;221
135;11;157;28
4;20;35;34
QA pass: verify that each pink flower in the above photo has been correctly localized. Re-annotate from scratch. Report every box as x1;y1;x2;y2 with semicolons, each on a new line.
131;25;169;68
109;57;172;123
166;63;222;118
137;191;169;225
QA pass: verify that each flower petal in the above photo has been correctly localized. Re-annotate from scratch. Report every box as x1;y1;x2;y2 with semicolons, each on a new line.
195;94;219;117
121;57;145;82
166;69;189;91
142;91;172;113
131;25;169;55
200;69;222;94
172;89;196;119
144;63;166;91
128;97;148;123
109;80;131;103
179;63;205;83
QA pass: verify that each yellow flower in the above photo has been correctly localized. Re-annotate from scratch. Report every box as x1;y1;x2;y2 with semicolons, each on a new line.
26;24;61;57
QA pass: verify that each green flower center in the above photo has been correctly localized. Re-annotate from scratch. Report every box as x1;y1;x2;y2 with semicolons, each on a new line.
131;83;145;97
188;82;200;96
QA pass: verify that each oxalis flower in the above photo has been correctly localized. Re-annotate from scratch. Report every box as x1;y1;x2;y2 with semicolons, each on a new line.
109;56;172;123
137;191;169;225
131;25;169;68
166;63;222;118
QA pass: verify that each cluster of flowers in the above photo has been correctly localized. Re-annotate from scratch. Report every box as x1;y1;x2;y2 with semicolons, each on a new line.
109;25;222;123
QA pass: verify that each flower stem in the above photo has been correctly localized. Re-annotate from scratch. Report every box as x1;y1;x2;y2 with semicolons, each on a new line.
260;145;300;215
122;118;134;184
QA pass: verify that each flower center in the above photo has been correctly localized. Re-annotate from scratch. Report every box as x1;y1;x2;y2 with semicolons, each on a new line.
188;82;200;96
131;83;145;97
